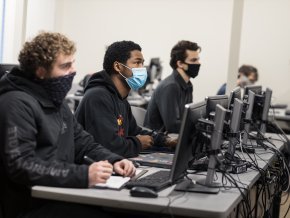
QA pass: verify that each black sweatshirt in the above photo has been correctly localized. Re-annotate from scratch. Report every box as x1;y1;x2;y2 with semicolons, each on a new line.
75;70;166;158
0;68;122;218
144;70;193;133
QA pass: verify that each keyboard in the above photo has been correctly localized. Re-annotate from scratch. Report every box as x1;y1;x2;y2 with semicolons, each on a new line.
126;170;171;191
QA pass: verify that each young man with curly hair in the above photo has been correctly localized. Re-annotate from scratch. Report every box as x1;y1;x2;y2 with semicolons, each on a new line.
144;40;201;133
75;41;177;158
0;32;135;218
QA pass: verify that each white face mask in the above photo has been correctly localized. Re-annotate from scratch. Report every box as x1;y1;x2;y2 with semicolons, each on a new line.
239;75;252;87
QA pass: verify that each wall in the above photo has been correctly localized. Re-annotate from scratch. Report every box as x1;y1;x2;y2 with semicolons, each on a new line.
3;0;290;104
2;0;56;63
25;0;56;39
2;0;24;63
240;0;290;105
55;0;233;102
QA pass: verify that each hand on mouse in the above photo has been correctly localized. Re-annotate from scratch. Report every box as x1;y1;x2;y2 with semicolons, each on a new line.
164;136;178;149
136;135;154;150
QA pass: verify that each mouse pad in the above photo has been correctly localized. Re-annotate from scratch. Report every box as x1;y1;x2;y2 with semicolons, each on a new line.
129;152;173;169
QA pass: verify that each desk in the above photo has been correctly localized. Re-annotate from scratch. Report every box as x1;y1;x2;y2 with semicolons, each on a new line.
31;134;285;218
269;108;290;133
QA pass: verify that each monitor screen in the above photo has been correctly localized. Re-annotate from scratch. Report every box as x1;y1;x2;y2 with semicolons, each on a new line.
170;101;207;183
148;58;162;83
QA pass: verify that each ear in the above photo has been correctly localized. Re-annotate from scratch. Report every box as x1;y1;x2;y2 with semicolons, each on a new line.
176;60;184;69
35;67;47;79
113;61;121;73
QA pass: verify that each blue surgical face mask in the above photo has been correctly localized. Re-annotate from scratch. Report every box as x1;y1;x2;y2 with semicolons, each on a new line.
118;63;148;91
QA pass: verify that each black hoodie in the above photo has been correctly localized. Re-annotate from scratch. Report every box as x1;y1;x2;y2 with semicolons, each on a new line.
0;68;122;218
75;70;166;158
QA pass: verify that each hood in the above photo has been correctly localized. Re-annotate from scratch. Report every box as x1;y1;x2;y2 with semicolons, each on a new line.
0;67;55;108
85;70;123;99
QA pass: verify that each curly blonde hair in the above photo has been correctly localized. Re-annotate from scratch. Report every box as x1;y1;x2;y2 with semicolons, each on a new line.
18;32;76;78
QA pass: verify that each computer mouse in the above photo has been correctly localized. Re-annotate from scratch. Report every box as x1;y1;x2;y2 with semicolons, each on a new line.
130;186;158;198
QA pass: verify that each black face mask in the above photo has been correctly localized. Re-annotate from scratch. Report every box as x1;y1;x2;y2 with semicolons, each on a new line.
37;72;76;107
184;63;200;79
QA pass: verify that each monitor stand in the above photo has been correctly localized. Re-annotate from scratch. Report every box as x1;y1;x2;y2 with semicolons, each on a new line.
244;131;267;150
174;179;220;194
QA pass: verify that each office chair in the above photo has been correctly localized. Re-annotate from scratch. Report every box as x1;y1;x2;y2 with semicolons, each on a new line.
0;64;18;79
131;106;147;127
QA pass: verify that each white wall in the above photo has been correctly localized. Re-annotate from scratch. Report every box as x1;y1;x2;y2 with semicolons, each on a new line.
55;0;233;102
2;0;56;63
3;0;290;104
240;0;290;105
2;0;24;63
25;0;56;39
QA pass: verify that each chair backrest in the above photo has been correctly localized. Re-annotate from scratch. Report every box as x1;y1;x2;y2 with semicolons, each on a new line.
0;64;18;79
131;106;147;127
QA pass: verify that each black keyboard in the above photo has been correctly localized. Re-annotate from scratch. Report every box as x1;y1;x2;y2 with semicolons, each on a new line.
126;170;171;191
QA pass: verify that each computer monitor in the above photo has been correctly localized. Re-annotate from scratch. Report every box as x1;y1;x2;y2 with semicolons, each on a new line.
250;88;272;135
259;88;272;134
127;101;208;191
227;98;244;156
205;95;228;120
228;87;242;109
148;58;162;83
205;104;227;186
0;64;17;79
175;104;227;194
244;85;262;96
242;90;256;146
170;101;207;183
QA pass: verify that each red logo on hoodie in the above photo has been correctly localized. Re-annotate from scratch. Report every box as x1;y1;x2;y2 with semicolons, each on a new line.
117;115;125;136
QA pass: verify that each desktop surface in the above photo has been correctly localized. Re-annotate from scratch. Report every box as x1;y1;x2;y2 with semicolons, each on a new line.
32;133;285;218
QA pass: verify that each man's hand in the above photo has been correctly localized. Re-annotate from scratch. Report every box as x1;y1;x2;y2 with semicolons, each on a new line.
164;137;178;149
136;135;153;150
113;159;136;177
88;160;113;187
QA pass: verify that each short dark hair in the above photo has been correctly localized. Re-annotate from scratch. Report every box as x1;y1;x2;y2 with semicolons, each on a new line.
103;41;142;75
170;40;201;70
238;64;259;81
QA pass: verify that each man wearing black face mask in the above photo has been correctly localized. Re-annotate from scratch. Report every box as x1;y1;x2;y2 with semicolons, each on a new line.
144;40;201;133
0;32;136;218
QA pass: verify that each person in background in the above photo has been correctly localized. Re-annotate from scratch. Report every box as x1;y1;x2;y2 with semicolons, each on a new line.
217;64;259;95
0;32;135;218
75;41;177;158
144;40;201;133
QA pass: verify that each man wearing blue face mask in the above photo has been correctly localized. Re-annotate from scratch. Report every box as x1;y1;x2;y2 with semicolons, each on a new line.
144;40;201;133
75;41;177;158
